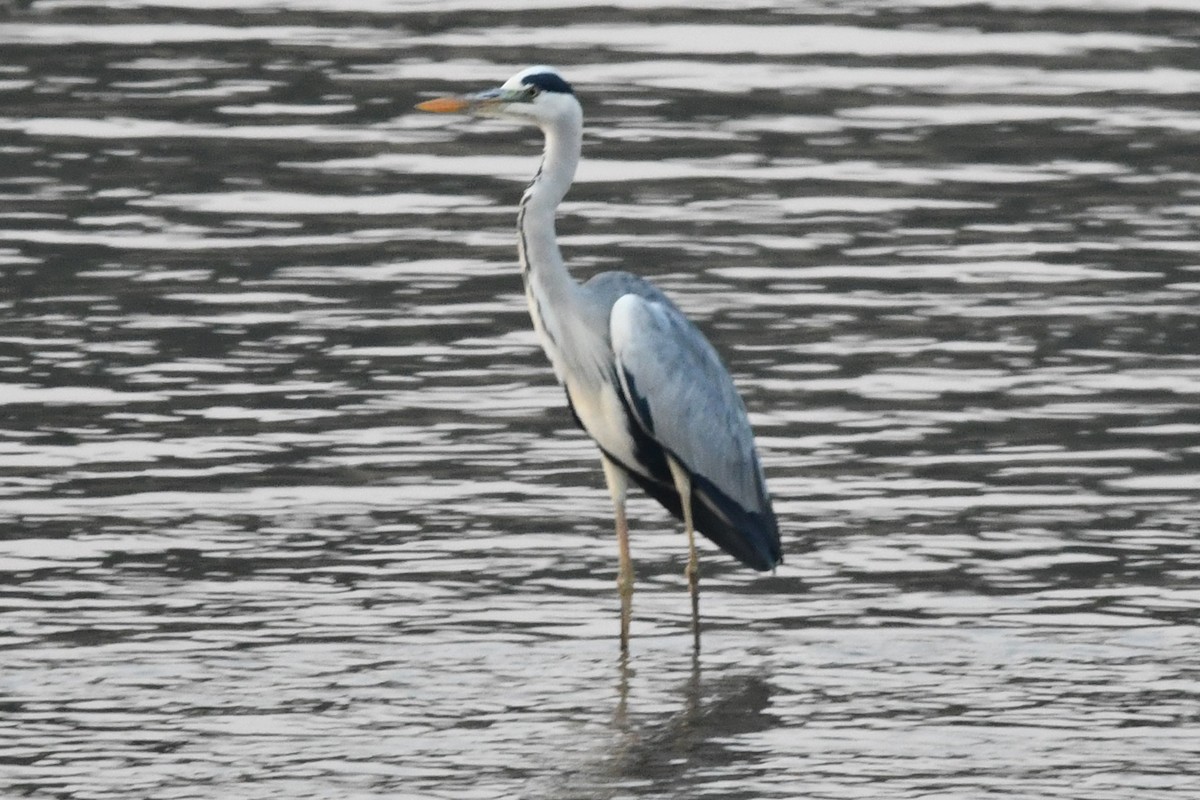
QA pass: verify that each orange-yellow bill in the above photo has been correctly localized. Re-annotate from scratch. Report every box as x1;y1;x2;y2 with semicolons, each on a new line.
415;96;471;113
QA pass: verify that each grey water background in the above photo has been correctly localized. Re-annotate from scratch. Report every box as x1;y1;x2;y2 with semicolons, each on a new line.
1;0;1199;798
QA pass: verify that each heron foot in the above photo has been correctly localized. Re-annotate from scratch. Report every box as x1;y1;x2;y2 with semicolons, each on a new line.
617;569;634;654
685;554;700;652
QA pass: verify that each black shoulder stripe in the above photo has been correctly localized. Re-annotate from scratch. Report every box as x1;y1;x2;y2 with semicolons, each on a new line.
620;366;655;435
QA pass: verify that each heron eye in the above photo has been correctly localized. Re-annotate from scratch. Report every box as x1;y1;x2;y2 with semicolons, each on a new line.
524;84;540;100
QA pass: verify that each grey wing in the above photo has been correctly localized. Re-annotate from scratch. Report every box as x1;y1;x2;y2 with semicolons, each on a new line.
609;292;781;570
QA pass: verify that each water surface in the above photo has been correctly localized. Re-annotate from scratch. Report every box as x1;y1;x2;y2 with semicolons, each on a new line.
1;1;1198;798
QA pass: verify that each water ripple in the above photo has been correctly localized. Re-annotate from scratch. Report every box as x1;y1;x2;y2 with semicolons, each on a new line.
1;3;1198;800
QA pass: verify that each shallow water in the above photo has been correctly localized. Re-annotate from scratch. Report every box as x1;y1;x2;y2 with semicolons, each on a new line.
1;1;1199;798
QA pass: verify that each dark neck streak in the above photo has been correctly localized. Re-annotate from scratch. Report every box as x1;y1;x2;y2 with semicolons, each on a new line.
517;112;587;384
518;157;574;369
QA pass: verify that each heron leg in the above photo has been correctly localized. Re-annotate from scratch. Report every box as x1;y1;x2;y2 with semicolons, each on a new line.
601;454;633;654
666;455;700;651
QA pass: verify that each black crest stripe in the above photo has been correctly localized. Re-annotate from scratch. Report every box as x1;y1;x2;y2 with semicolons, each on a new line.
522;72;574;95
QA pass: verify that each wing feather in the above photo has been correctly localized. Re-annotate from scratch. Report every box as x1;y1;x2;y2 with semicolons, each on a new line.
609;293;780;569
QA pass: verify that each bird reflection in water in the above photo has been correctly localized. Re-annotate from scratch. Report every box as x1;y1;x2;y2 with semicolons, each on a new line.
607;651;778;792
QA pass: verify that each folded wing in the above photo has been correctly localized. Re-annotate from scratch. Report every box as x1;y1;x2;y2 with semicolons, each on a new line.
609;293;781;571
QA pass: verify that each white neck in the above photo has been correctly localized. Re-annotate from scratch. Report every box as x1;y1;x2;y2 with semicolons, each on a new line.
518;113;582;281
518;111;585;383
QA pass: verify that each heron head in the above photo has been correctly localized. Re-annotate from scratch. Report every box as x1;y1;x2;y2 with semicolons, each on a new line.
416;66;580;129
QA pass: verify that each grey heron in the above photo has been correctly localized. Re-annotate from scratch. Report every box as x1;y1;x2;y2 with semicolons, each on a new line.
417;66;781;651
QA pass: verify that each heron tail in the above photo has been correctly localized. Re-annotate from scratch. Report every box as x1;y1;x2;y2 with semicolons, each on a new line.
627;469;782;571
